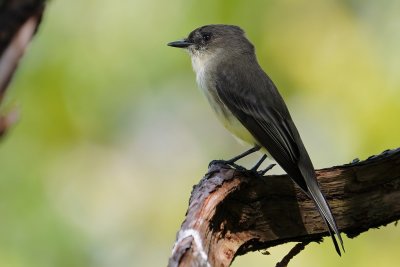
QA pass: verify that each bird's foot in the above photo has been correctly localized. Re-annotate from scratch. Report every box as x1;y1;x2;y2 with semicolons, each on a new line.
257;163;276;176
250;155;267;172
247;155;275;177
229;163;276;178
208;153;275;177
208;159;247;172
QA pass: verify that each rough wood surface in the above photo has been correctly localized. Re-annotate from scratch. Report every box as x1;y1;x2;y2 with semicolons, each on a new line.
168;148;400;267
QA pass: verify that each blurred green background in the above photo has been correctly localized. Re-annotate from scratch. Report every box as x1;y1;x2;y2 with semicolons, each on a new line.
0;0;399;266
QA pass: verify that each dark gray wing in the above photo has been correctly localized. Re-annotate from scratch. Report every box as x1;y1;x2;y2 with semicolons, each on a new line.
214;61;344;254
215;62;305;187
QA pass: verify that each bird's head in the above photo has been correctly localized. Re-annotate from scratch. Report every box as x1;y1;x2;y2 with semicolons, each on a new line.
168;24;254;60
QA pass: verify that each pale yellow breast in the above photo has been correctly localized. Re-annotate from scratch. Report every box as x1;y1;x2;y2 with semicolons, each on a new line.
191;52;259;147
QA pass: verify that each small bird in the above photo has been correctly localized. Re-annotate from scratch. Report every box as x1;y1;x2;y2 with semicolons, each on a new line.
168;24;344;255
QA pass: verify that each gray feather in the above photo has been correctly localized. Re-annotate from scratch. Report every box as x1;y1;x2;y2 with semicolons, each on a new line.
214;55;344;254
169;24;345;255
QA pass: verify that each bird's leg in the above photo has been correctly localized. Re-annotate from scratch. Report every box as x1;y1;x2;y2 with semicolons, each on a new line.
208;145;261;171
250;154;267;172
249;155;275;177
226;145;261;163
258;163;276;176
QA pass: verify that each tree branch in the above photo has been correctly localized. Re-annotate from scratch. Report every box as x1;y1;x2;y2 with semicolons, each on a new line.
0;0;46;136
168;148;400;267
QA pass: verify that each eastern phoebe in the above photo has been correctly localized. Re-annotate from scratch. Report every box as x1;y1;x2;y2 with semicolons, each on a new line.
168;24;344;255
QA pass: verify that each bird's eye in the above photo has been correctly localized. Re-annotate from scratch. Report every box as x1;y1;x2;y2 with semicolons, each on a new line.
202;33;212;42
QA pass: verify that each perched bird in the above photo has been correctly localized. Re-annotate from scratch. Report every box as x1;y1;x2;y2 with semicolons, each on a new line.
168;24;344;255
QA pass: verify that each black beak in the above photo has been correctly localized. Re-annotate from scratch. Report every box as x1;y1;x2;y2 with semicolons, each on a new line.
167;39;193;48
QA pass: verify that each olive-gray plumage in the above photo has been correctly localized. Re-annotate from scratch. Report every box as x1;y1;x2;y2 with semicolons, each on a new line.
168;24;344;255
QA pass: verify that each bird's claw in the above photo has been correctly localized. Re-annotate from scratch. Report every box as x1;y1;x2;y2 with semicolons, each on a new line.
208;160;275;177
257;163;276;176
208;159;247;172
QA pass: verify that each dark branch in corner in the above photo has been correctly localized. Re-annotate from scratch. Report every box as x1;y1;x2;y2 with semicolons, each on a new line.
0;0;46;137
275;241;311;267
168;148;400;267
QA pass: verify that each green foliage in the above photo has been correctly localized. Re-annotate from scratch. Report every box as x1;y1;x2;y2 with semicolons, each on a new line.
0;0;399;266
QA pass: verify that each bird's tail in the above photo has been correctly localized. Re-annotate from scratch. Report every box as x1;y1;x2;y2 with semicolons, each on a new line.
307;187;345;256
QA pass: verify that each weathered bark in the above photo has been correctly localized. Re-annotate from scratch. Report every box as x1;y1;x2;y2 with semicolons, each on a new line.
0;0;45;136
168;148;400;267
